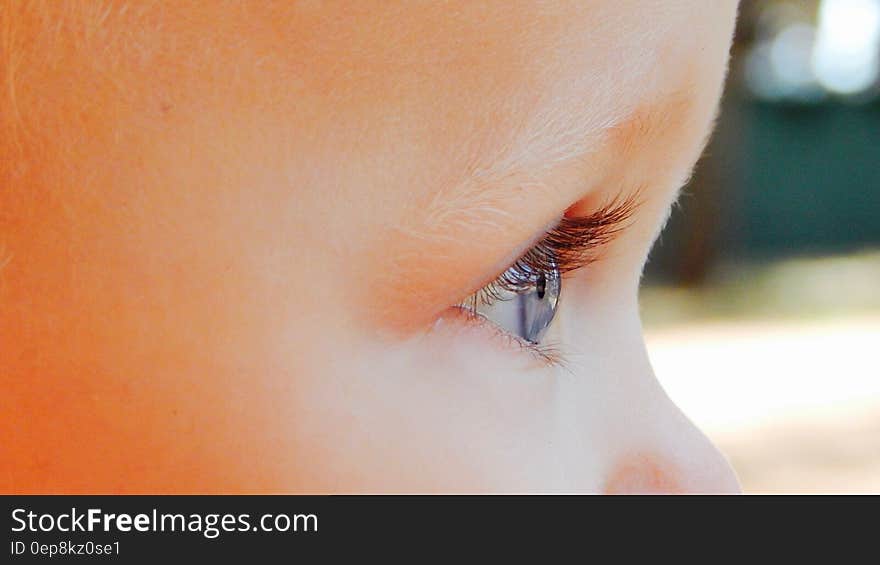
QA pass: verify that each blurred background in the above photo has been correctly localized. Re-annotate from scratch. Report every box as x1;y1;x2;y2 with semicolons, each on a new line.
642;0;880;492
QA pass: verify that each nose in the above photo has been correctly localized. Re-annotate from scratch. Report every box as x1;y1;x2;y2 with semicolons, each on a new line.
602;404;741;494
603;449;740;494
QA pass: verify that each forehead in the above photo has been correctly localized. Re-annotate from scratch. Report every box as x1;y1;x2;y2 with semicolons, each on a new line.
6;1;707;137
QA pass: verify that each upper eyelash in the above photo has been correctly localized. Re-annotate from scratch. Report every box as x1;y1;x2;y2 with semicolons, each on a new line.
473;194;640;306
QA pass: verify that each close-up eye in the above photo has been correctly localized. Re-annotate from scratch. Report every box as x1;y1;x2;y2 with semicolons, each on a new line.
458;197;638;350
463;250;562;344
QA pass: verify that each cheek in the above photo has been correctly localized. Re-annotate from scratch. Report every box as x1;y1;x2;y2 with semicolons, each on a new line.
263;344;562;492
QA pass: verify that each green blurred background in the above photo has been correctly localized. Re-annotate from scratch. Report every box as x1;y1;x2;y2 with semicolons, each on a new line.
641;0;880;492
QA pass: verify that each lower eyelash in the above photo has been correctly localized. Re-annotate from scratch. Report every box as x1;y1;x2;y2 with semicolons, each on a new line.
521;339;568;370
453;306;569;369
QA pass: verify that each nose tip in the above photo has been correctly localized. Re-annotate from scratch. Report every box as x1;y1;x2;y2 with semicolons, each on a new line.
602;450;741;494
602;453;684;494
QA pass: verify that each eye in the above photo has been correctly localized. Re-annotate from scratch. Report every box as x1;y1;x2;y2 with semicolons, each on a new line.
464;254;561;343
455;195;639;355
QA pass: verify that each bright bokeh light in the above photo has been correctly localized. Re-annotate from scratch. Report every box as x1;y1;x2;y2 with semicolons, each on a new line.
771;23;819;92
745;24;823;102
812;0;880;94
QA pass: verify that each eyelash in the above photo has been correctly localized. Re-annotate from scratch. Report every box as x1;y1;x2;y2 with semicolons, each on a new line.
461;195;639;366
470;195;638;306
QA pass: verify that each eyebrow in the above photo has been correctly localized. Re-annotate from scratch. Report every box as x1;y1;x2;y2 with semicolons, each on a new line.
417;88;695;239
418;111;624;237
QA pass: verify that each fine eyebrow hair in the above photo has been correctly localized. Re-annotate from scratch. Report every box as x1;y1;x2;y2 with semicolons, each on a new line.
418;107;625;237
415;87;695;240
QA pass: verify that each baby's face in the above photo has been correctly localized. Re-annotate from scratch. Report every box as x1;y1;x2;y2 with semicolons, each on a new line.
2;1;741;492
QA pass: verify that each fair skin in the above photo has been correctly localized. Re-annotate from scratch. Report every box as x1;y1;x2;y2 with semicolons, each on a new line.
1;0;740;493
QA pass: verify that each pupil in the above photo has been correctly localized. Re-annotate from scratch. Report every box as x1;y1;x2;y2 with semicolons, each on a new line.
536;272;546;299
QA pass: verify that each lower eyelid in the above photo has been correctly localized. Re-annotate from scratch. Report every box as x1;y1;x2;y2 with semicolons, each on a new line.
430;306;562;369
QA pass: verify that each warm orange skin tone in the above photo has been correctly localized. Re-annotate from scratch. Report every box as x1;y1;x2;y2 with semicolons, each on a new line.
1;1;740;493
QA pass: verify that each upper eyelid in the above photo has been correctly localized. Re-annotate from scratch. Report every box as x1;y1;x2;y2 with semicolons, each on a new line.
459;192;640;322
366;177;641;335
483;193;641;289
